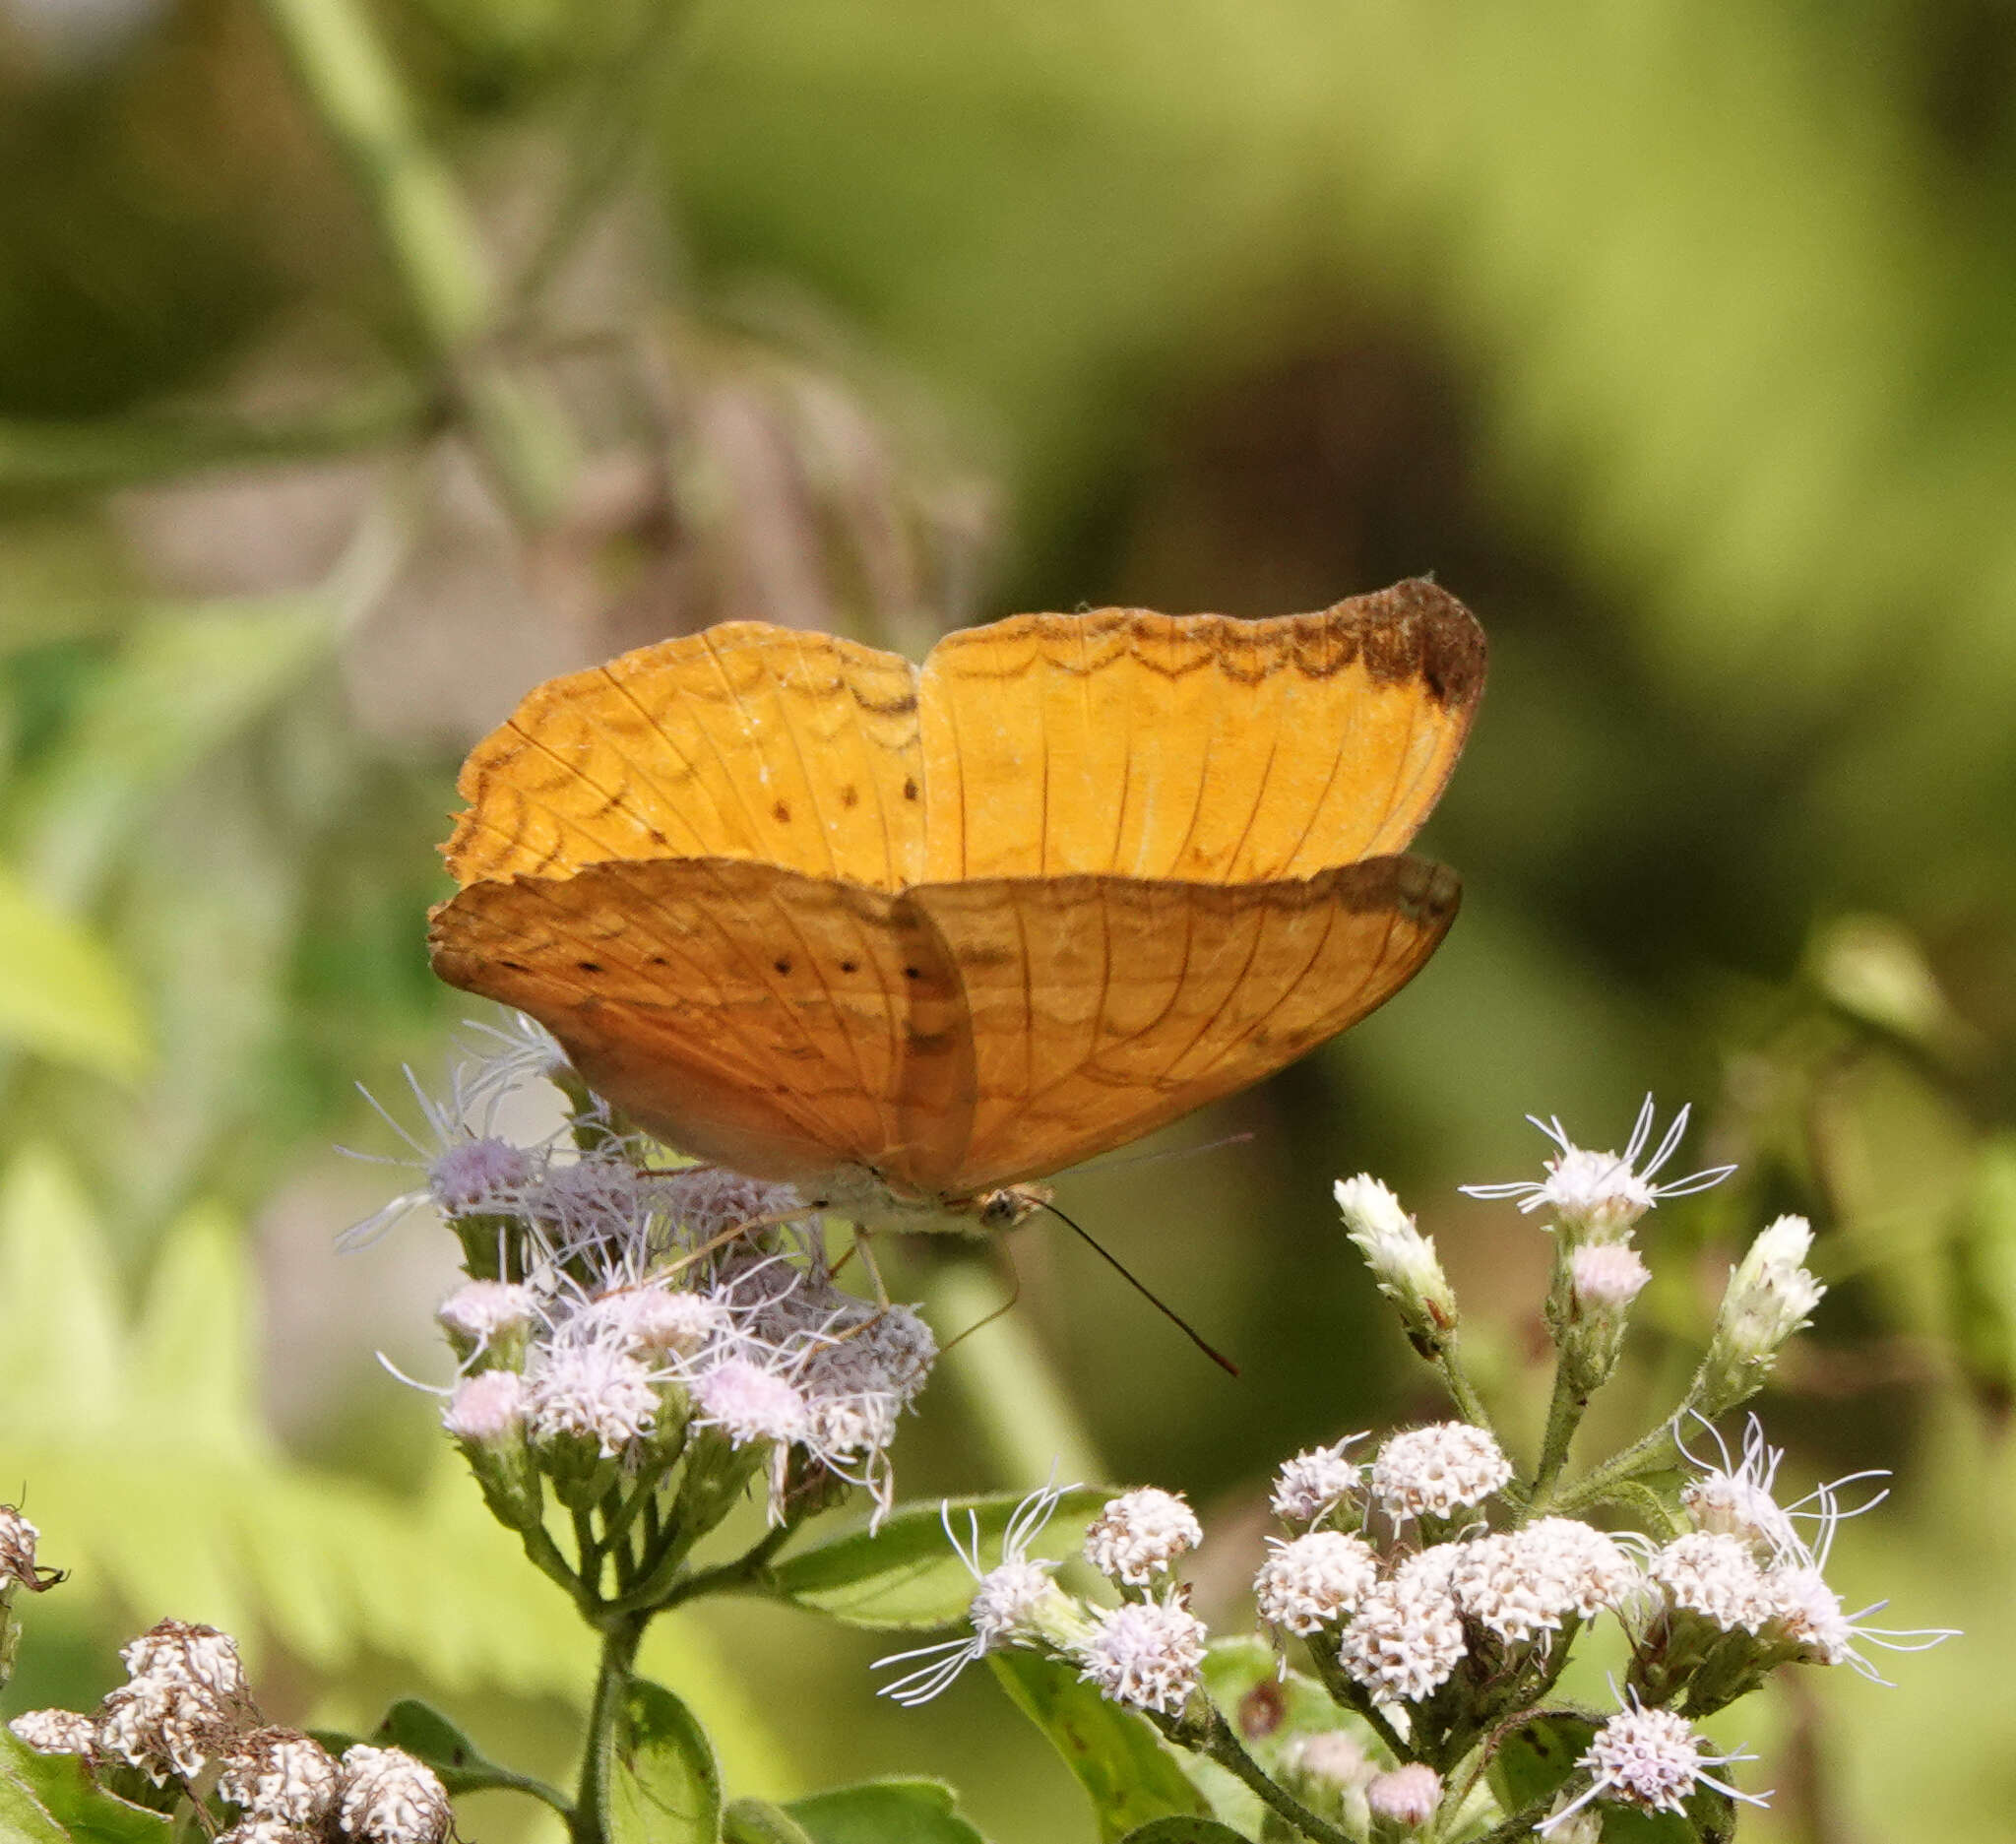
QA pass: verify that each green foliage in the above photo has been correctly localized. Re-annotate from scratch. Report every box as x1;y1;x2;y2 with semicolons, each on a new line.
0;867;146;1081
606;1678;723;1844
1487;1713;1599;1824
0;1732;167;1844
785;1779;989;1844
1115;1822;1250;1844
988;1653;1206;1843
311;1699;568;1809
768;1491;1109;1630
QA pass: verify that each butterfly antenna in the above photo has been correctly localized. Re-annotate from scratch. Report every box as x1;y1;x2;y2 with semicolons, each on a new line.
933;1255;1025;1362
1039;1199;1240;1377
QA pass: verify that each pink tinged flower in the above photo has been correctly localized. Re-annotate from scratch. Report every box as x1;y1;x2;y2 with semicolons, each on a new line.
436;1280;536;1346
1569;1241;1651;1309
1539;1697;1767;1834
1677;1416;1805;1559
1338;1548;1468;1704
1462;1098;1733;1239
218;1729;341;1828
1077;1594;1207;1715
335;1746;452;1844
1291;1729;1368;1789
428;1138;534;1216
1651;1532;1778;1633
1367;1423;1513;1522
691;1357;810;1446
1759;1563;1957;1681
1084;1488;1203;1587
582;1285;729;1358
527;1344;660;1455
1254;1531;1380;1634
442;1368;527;1441
8;1709;96;1755
660;1169;805;1243
1365;1762;1441;1829
875;1484;1085;1706
1270;1437;1366;1526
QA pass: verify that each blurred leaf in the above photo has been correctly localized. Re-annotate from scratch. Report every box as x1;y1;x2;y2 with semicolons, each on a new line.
0;1733;168;1844
785;1779;987;1844
0;863;145;1079
724;1799;816;1844
606;1677;722;1844
988;1652;1205;1842
0;1142;603;1696
1948;1136;2016;1413
13;600;339;907
768;1489;1108;1630
1806;915;1977;1065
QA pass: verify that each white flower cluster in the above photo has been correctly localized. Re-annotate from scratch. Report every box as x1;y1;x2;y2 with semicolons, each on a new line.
9;1620;451;1844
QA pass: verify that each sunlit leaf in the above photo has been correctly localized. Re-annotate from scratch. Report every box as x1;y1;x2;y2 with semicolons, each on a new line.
988;1652;1205;1842
605;1678;722;1844
786;1779;988;1844
0;1733;169;1844
723;1798;816;1844
0;865;145;1079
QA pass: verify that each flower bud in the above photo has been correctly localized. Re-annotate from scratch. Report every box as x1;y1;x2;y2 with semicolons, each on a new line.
1696;1217;1825;1417
1336;1176;1458;1355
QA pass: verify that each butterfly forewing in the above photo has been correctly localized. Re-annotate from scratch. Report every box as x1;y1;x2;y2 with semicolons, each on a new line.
443;625;926;892
915;580;1482;884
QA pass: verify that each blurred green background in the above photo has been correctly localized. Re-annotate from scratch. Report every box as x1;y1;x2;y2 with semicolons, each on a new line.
3;0;2014;1837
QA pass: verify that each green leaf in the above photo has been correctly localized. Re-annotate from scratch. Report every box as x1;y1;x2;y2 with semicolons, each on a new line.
723;1798;816;1844
606;1676;723;1844
1189;1638;1363;1832
988;1652;1206;1843
314;1700;568;1810
0;1733;170;1844
1117;1822;1251;1844
769;1489;1109;1629
785;1779;987;1844
0;864;145;1079
1487;1713;1597;1820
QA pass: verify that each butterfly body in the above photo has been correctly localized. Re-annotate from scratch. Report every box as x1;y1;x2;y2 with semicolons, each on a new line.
429;580;1484;1227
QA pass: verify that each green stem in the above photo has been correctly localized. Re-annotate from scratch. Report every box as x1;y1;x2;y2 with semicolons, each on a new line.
0;386;433;492
570;1611;647;1844
1527;1357;1590;1507
921;1253;1105;1488
518;1521;598;1621
1170;1706;1356;1844
256;0;576;523
1302;1641;1413;1763
1432;1334;1498;1442
654;1520;799;1613
1544;1416;1686;1520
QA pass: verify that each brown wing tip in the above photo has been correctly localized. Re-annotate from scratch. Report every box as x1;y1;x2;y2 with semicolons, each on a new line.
1325;578;1487;710
1323;854;1463;928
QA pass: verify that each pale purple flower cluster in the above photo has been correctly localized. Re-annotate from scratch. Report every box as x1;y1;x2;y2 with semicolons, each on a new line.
358;1018;939;1527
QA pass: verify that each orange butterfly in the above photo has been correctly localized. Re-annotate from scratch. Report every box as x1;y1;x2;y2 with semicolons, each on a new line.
428;579;1484;1234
